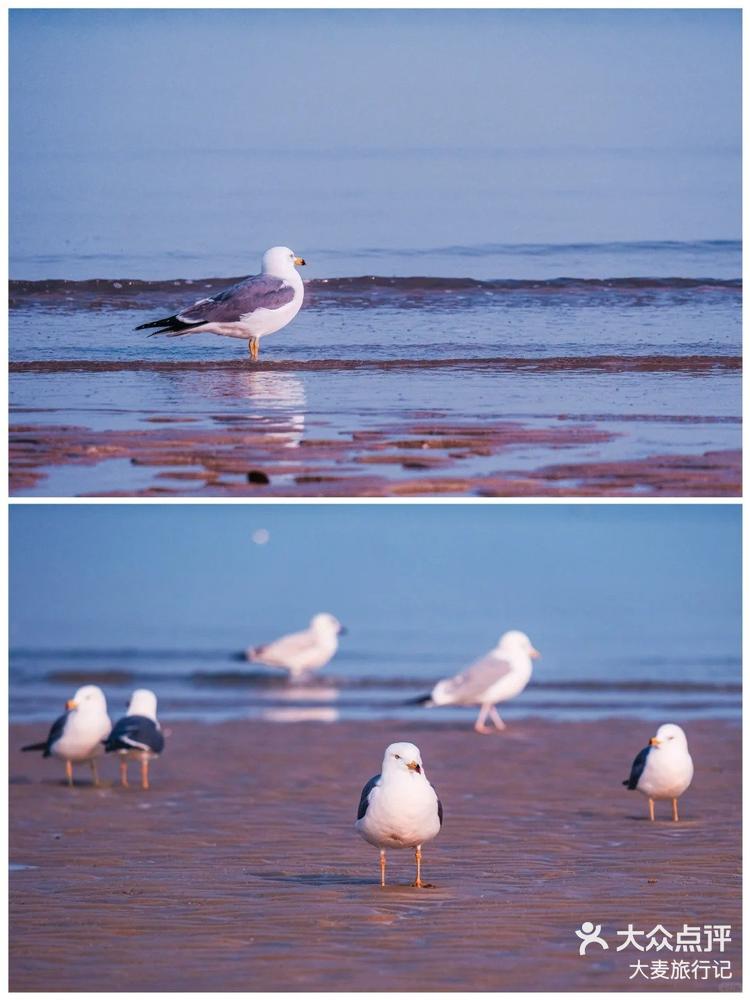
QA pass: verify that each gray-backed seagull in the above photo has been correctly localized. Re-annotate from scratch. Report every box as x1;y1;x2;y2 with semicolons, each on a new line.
137;246;305;360
21;685;112;787
105;688;165;790
415;629;540;734
356;741;443;888
623;723;694;821
247;613;346;681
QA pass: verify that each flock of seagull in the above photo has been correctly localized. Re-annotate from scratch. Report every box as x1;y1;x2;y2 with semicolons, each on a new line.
20;614;695;888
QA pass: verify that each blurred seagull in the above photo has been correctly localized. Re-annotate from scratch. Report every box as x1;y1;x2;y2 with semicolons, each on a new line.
21;685;111;787
414;630;540;734
137;246;306;360
247;613;346;681
356;741;443;888
623;722;694;821
105;689;165;790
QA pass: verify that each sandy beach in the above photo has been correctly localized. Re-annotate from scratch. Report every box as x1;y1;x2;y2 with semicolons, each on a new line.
10;718;741;991
9;355;741;497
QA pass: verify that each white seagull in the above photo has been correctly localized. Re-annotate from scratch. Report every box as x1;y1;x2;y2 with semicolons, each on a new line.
137;246;306;360
355;741;443;888
21;685;112;787
105;689;165;790
247;613;346;681
415;629;540;734
623;722;694;821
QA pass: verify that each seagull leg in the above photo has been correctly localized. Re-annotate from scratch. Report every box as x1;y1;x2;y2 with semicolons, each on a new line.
141;757;150;791
413;845;426;888
489;706;507;731
672;798;679;822
65;760;74;787
249;337;260;362
648;797;655;822
474;703;493;734
90;759;100;787
379;849;386;888
119;758;129;788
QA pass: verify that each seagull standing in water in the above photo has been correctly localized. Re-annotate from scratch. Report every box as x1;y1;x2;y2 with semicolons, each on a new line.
355;742;443;888
21;685;112;787
623;723;694;821
105;689;165;790
414;630;540;733
136;246;306;360
247;613;346;681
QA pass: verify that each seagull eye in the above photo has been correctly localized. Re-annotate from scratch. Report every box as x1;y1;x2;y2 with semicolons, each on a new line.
394;754;401;759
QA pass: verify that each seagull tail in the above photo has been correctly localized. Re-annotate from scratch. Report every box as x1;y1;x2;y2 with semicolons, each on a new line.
136;315;202;337
405;692;434;707
21;741;46;752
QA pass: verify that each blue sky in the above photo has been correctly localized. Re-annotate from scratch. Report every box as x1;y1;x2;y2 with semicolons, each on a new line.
9;505;741;663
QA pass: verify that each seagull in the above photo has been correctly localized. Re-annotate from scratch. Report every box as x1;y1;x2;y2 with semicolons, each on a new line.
105;689;165;790
21;685;112;787
355;741;443;888
247;613;346;681
623;722;694;821
136;246;306;360
413;629;540;733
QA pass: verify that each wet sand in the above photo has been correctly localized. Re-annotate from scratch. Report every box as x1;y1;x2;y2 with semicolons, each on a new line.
9;355;741;497
10;718;741;991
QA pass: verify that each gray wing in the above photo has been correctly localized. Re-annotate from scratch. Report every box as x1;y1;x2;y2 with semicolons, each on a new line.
623;745;651;789
105;715;165;755
249;627;317;667
177;274;296;325
436;653;514;704
357;774;381;820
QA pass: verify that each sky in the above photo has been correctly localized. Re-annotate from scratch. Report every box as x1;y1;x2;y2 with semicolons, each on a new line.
10;10;741;154
9;505;741;665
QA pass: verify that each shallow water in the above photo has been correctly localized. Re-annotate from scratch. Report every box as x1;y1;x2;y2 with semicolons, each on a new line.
9;239;742;497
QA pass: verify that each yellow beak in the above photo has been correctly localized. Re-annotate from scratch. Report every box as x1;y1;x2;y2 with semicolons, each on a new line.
649;737;661;747
294;256;306;266
530;648;541;659
66;699;78;711
407;760;422;773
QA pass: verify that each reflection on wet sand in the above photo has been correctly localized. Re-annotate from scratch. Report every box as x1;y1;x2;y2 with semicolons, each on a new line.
260;682;340;723
172;368;307;448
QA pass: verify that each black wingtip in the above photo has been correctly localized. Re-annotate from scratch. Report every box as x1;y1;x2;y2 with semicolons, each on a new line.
21;742;46;752
404;693;432;706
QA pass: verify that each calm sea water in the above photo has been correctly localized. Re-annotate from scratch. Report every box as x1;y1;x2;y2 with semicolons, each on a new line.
9;505;741;724
9;148;741;496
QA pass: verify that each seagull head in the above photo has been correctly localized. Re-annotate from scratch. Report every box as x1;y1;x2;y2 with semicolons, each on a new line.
382;741;424;777
498;630;541;660
262;246;306;277
649;723;688;750
127;688;159;721
66;684;107;715
310;612;347;636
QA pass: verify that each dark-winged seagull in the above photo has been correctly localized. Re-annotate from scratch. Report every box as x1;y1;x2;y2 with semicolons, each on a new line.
247;612;346;681
21;685;112;787
105;689;165;790
414;629;540;734
136;246;306;360
355;741;443;888
623;722;694;821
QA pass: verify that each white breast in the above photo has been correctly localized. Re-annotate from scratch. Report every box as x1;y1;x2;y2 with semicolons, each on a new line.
52;713;112;763
484;660;532;704
357;774;441;849
638;748;694;800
